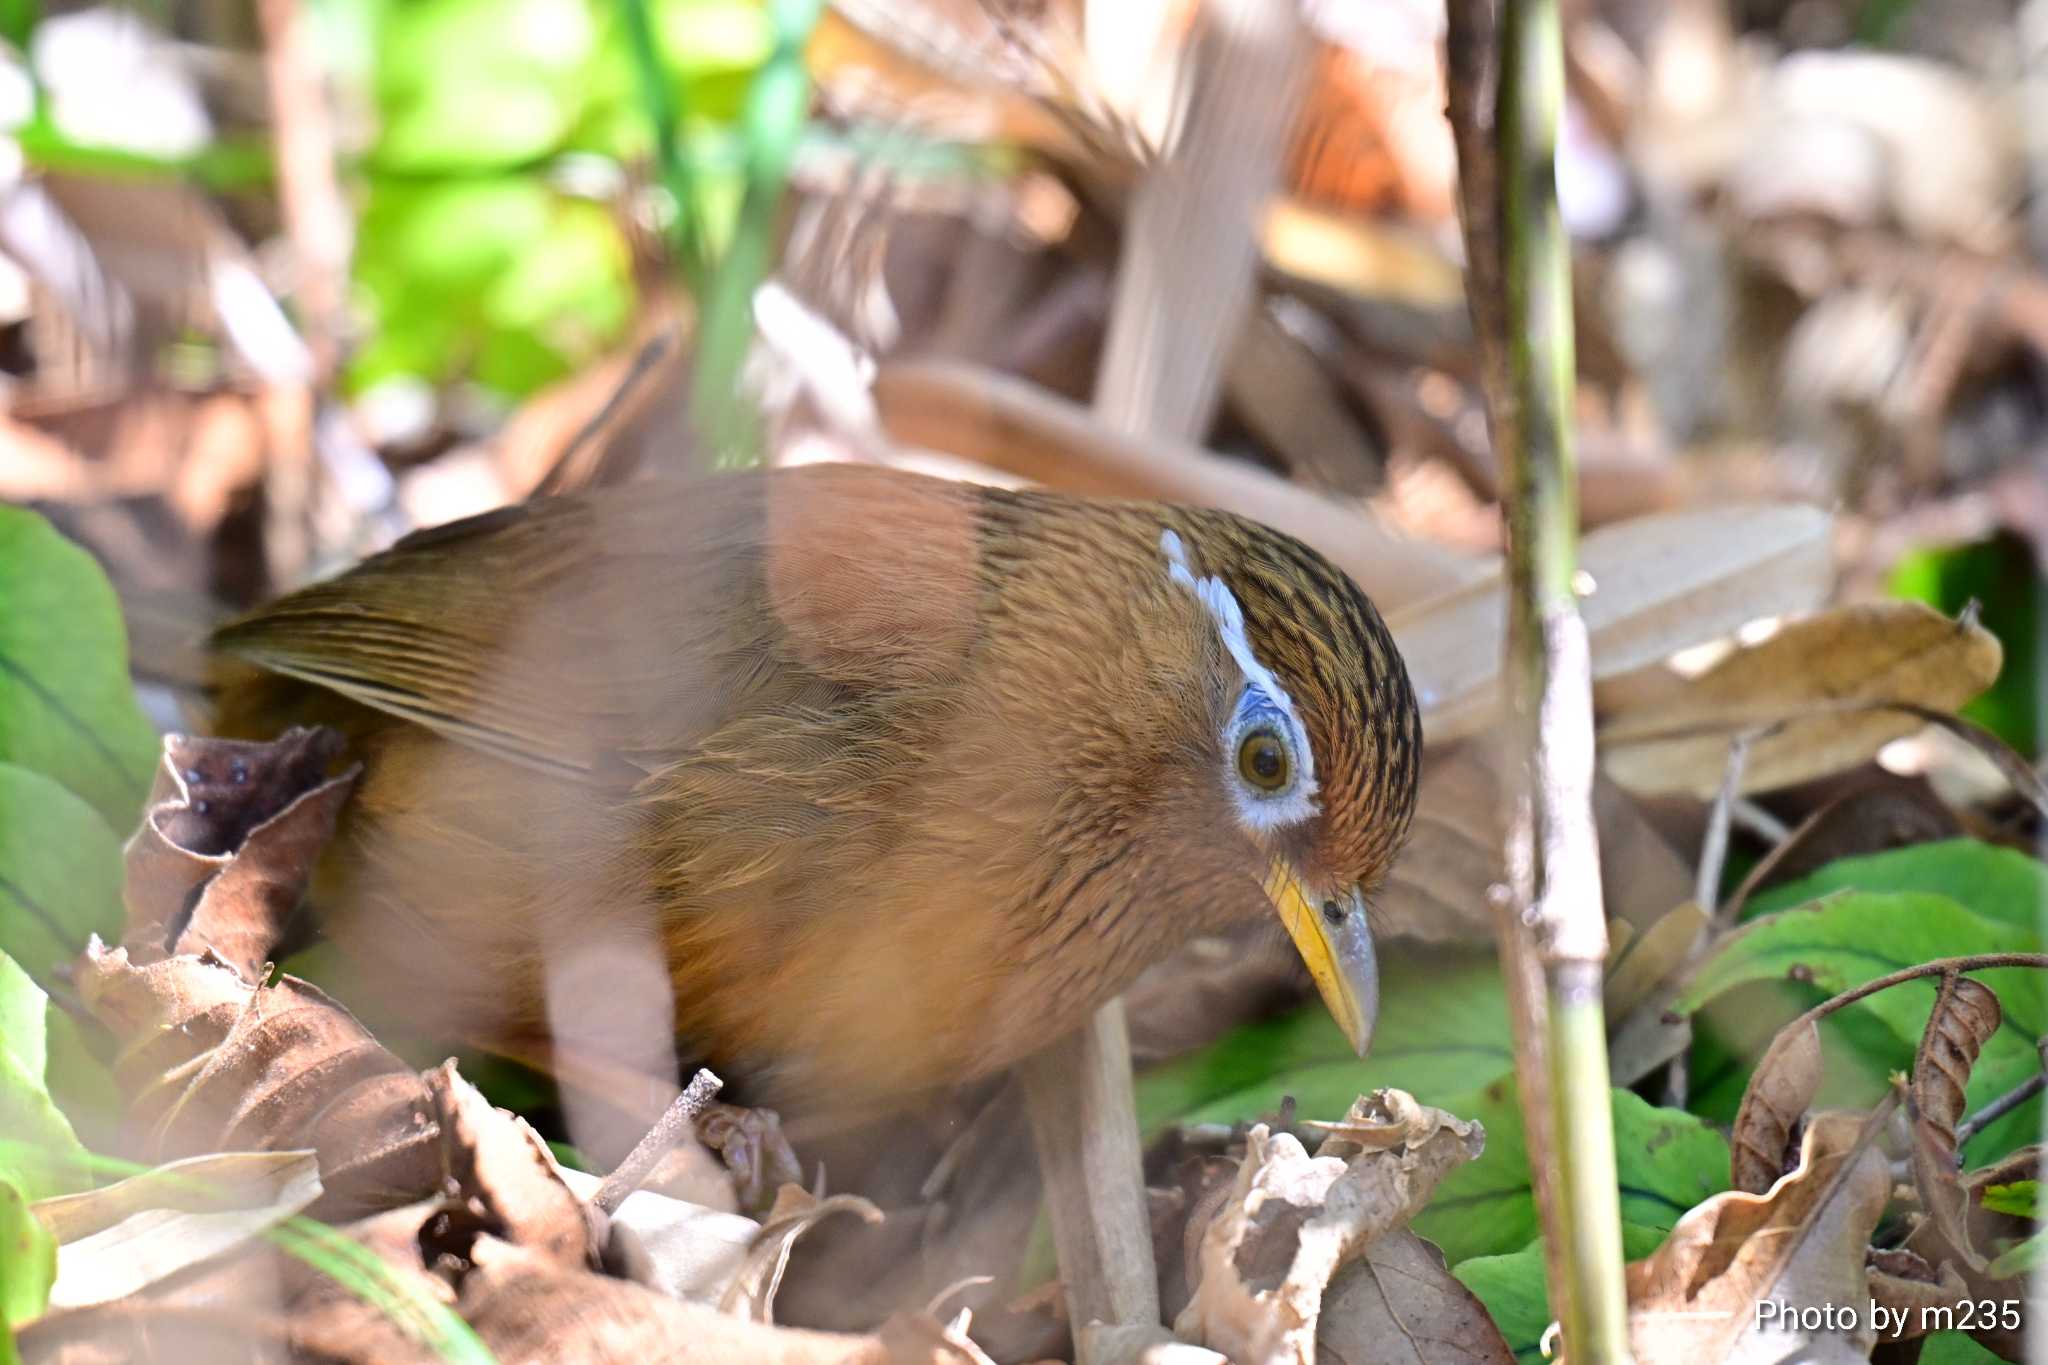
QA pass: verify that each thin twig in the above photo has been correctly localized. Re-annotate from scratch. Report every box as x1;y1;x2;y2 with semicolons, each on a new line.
592;1067;724;1214
1730;798;1791;845
1699;730;1757;920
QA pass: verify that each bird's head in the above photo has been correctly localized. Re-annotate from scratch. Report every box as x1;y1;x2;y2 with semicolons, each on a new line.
1159;519;1422;1059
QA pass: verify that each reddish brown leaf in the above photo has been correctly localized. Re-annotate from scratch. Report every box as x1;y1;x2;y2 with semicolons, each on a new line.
1910;974;2002;1271
120;728;356;980
74;941;438;1220
1866;1247;1968;1343
1729;1017;1823;1194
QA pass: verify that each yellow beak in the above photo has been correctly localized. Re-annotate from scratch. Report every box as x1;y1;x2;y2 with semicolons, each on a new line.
1264;860;1379;1058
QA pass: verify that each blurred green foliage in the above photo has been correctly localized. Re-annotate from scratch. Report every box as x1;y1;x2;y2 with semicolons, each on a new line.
332;0;777;401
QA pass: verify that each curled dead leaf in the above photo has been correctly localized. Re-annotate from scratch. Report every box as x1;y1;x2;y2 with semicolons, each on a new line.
1865;1247;1968;1343
74;940;438;1220
1174;1090;1487;1365
1910;974;2002;1273
732;1185;886;1324
120;729;357;979
425;1061;595;1270
1729;1017;1823;1194
1623;1109;1892;1362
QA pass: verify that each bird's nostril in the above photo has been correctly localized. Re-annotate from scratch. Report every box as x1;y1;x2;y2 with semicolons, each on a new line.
1321;899;1344;925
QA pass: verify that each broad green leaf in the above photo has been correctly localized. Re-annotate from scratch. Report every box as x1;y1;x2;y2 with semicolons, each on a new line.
1682;891;2043;1161
1414;1080;1729;1266
1891;532;2043;758
0;764;124;986
1920;1330;2016;1363
1135;949;1512;1135
1980;1180;2039;1217
373;0;596;171
0;1177;55;1332
0;507;156;832
350;179;632;397
1746;839;2048;932
1451;1240;1550;1362
0;952;89;1203
1987;1227;2047;1278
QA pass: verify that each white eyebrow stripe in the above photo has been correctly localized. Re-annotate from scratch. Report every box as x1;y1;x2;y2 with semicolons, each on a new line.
1160;529;1320;827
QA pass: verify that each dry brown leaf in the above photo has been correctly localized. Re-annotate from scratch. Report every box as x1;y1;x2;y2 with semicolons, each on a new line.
1728;1018;1824;1194
1909;975;2002;1273
1174;1090;1486;1365
1083;1322;1229;1364
455;1233;966;1365
34;1150;321;1310
1604;902;1710;1024
1390;502;1833;744
1866;1247;1969;1343
74;941;438;1221
120;728;357;979
1598;601;2002;799
1899;1147;2038;1359
1317;1227;1514;1364
425;1061;595;1270
1623;1109;1891;1361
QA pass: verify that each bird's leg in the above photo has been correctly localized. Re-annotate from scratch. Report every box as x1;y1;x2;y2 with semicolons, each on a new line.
1016;999;1161;1345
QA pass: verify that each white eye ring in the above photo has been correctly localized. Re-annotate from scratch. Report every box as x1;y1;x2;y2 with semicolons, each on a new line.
1164;530;1321;832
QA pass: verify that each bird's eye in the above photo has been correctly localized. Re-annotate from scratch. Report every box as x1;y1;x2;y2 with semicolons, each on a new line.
1236;729;1289;792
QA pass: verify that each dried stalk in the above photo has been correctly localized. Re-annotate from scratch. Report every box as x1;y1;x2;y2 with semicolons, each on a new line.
592;1067;724;1215
1446;0;1632;1357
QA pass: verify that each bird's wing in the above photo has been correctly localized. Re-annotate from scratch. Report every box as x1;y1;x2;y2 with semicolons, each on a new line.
212;464;989;777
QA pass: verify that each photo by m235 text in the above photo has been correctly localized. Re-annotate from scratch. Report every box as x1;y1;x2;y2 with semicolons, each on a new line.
1755;1298;2024;1336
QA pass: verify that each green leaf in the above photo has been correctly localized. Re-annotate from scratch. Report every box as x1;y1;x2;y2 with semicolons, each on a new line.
1452;1240;1550;1362
1135;949;1512;1135
0;764;124;986
1891;531;2043;757
1979;1180;2039;1217
1415;1079;1728;1265
349;178;632;398
0;507;157;832
0;1177;55;1333
1681;890;2044;1161
1745;838;2048;932
1918;1332;2013;1365
372;0;597;172
0;951;89;1203
1987;1227;2047;1278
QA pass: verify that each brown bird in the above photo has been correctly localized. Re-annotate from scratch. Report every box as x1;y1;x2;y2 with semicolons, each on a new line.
212;463;1421;1104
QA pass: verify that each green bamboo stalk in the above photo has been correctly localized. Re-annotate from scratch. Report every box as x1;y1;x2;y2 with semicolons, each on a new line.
1447;0;1634;1357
